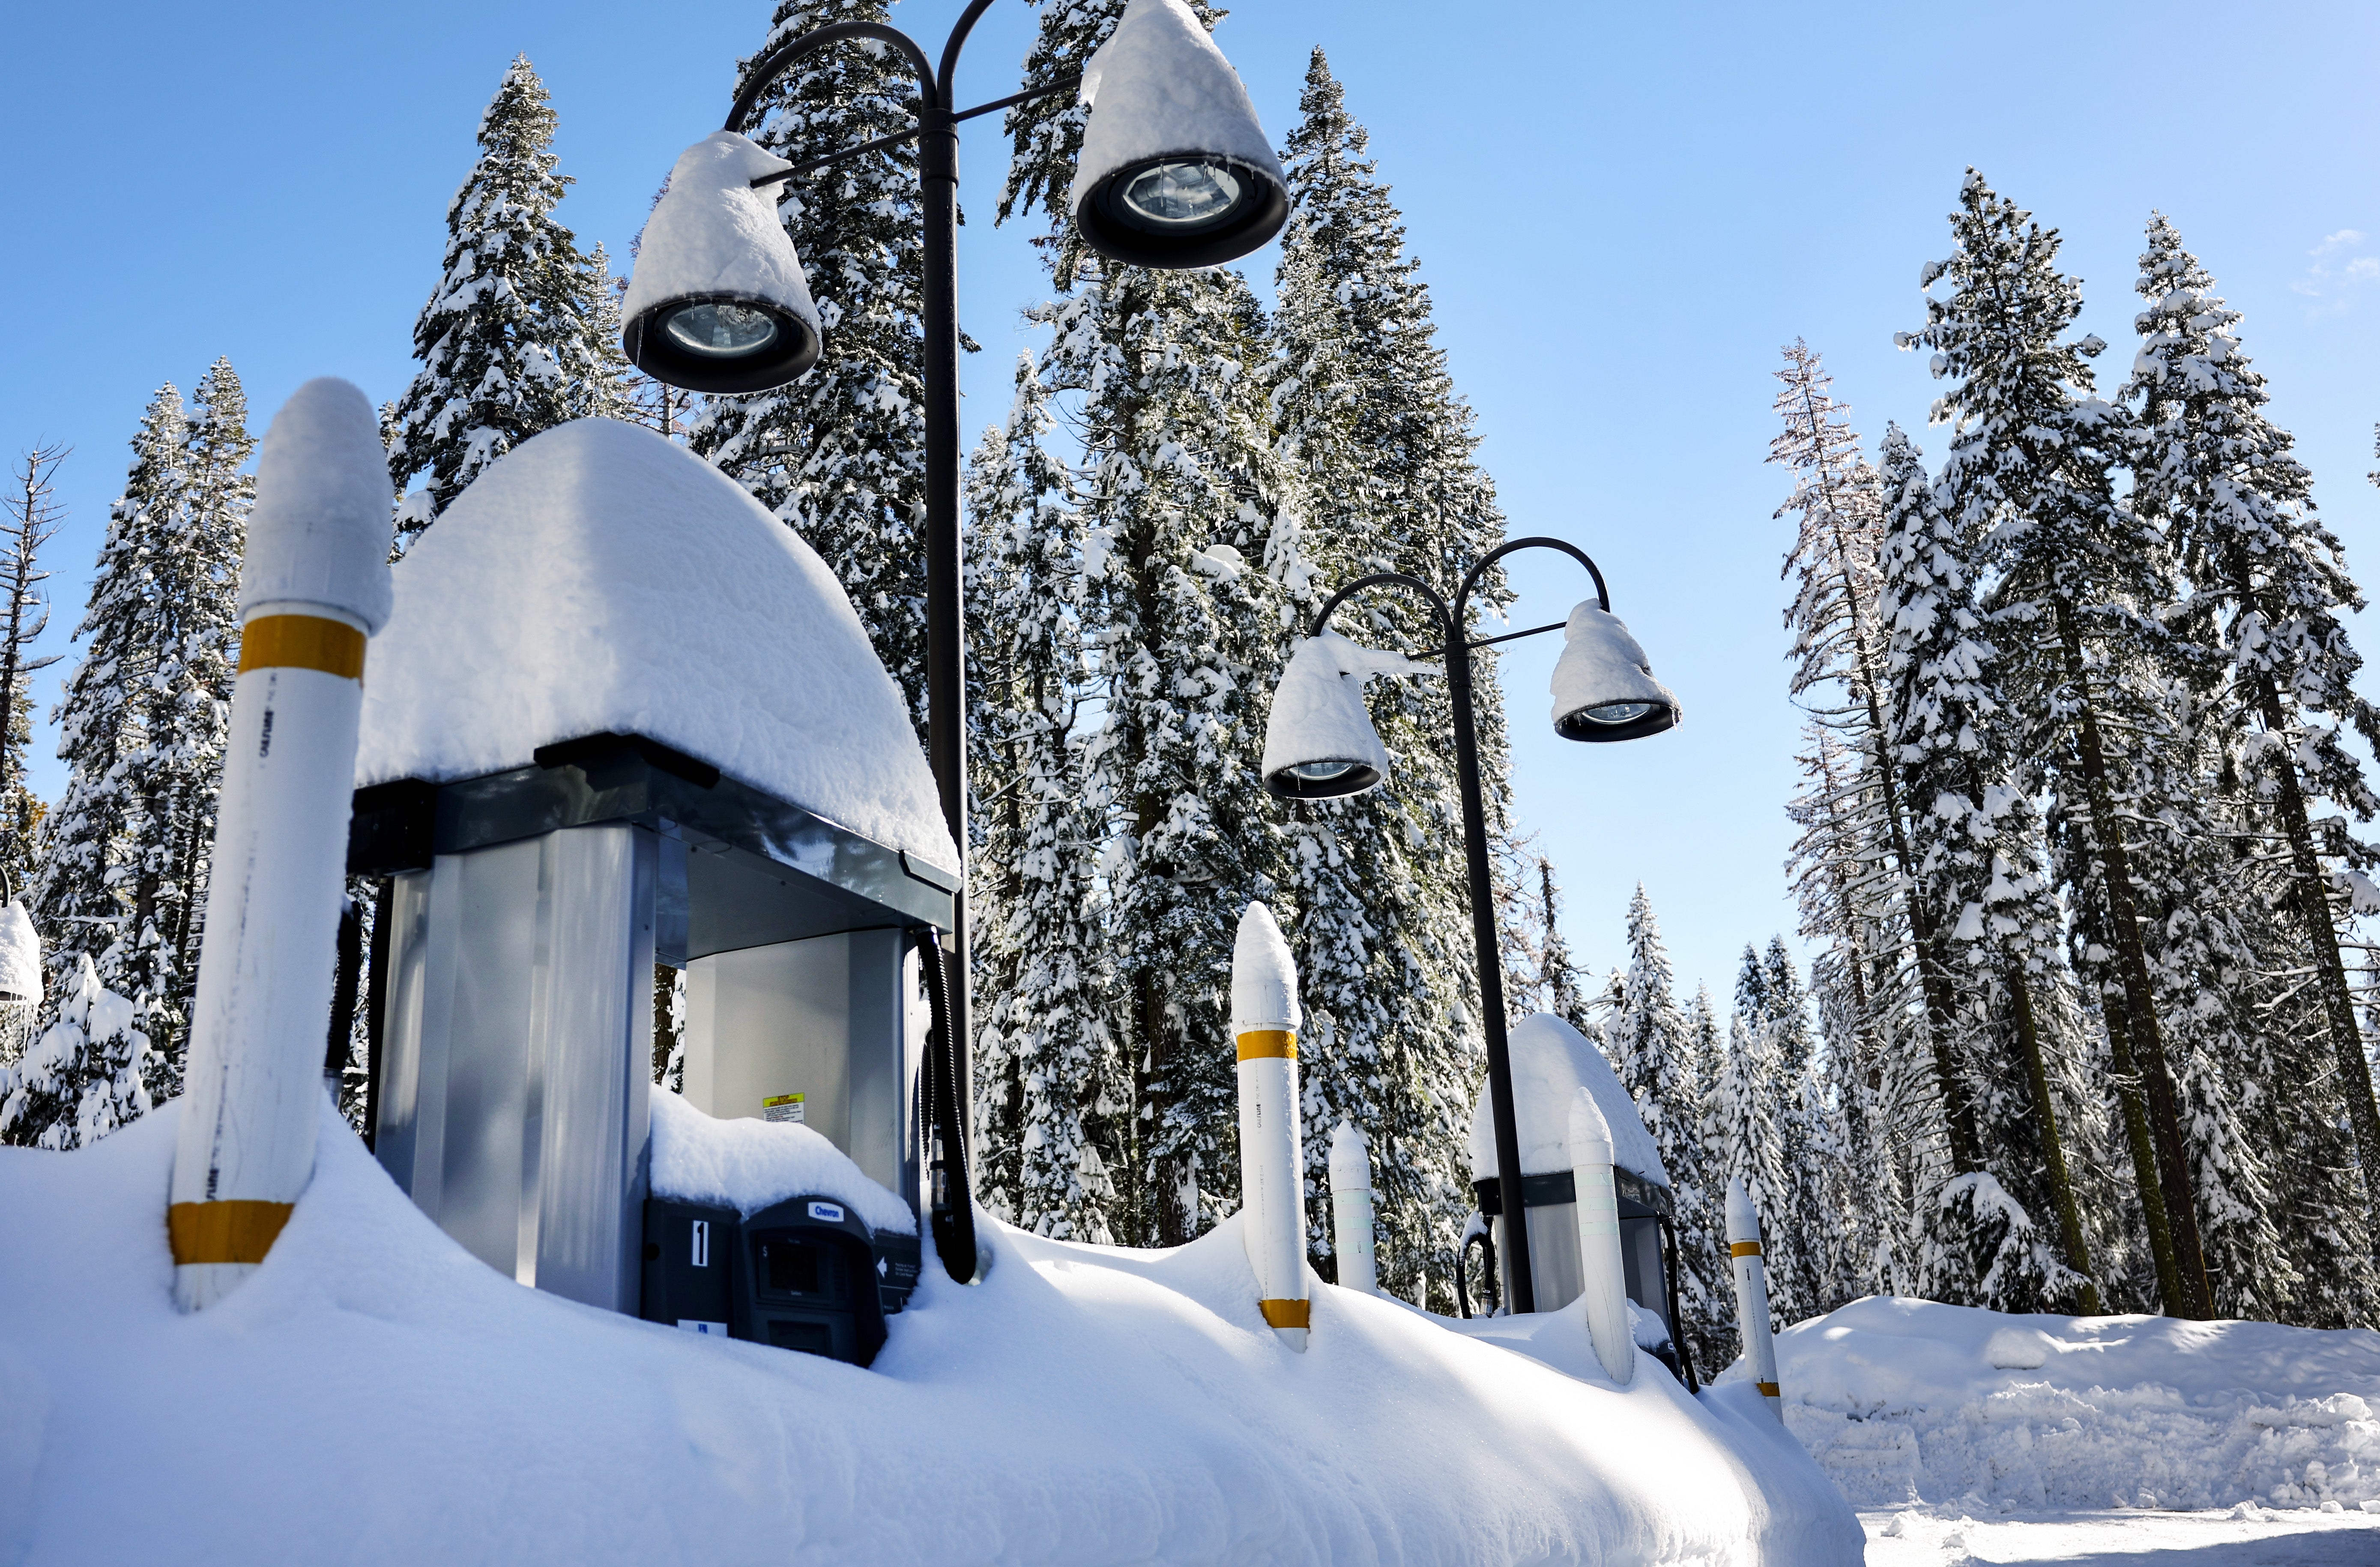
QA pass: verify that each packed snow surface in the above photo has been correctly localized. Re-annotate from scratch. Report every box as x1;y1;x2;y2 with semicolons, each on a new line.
1776;1296;2380;1516
0;1100;1857;1564
1070;0;1283;204
1860;1504;2380;1565
355;419;955;872
1469;1012;1669;1185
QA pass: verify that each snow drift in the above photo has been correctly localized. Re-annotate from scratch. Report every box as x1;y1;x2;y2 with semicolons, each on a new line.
1775;1296;2380;1513
0;1100;1858;1564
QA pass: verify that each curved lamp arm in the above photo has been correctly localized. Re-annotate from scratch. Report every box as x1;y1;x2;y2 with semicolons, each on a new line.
1308;571;1454;645
727;20;941;133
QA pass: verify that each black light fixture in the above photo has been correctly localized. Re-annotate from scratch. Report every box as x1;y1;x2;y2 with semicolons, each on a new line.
1549;602;1681;743
621;132;824;395
1259;633;1409;800
1067;0;1289;268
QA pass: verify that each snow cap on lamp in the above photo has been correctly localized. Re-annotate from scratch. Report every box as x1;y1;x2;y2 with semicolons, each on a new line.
1230;900;1300;1036
1260;631;1428;799
1069;0;1288;268
238;378;395;633
0;899;40;1007
622;132;822;395
1550;601;1679;742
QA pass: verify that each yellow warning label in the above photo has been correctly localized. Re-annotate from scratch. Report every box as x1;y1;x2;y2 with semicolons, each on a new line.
763;1093;805;1125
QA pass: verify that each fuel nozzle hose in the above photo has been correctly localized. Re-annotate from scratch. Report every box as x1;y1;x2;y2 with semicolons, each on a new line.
913;926;979;1284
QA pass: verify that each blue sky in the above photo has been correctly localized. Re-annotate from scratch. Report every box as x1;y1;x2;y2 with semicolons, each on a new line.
5;0;2378;1002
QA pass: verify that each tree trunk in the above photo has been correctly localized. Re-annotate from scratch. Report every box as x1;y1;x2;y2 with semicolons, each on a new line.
2052;597;2214;1318
2001;962;2100;1312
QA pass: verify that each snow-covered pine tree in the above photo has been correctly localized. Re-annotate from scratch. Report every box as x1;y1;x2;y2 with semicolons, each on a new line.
388;55;624;543
1035;255;1295;1249
0;446;64;893
1611;886;1731;1367
0;954;150;1149
1268;44;1522;1306
102;358;250;1086
1717;1005;1798;1321
1772;341;1982;1185
1749;938;1833;1319
30;385;183;1042
1908;171;2212;1318
694;0;931;735
965;355;1124;1243
2126;212;2380;1296
1875;420;2096;1312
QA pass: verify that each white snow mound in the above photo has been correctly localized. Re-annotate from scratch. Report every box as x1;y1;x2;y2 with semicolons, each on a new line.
356;419;955;872
1470;1012;1669;1185
1777;1296;2380;1513
649;1088;914;1235
0;1102;1858;1564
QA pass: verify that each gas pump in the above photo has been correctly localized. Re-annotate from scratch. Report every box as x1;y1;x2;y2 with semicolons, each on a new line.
348;418;962;1366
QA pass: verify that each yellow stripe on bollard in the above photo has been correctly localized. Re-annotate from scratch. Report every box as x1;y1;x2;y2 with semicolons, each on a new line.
1755;1381;1781;1397
169;1200;296;1265
1236;1029;1297;1061
1260;1298;1311;1329
1730;1240;1763;1258
238;614;367;680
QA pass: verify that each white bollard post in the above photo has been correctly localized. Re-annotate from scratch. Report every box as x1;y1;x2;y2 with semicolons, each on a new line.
168;379;395;1312
1725;1175;1783;1417
1328;1119;1377;1296
1232;902;1309;1349
1569;1088;1635;1383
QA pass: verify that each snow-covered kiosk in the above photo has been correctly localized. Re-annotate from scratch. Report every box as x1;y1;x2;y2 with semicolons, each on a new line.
346;418;957;1322
1468;1014;1681;1361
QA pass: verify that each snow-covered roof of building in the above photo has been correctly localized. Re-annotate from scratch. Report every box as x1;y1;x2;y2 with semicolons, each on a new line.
356;419;955;873
1468;1013;1668;1186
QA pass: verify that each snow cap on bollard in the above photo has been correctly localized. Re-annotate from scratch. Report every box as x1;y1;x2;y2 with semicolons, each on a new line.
1328;1119;1377;1297
1233;901;1309;1348
1725;1173;1762;1246
1568;1081;1615;1166
168;377;389;1312
238;378;394;633
0;899;41;1008
1230;900;1300;1037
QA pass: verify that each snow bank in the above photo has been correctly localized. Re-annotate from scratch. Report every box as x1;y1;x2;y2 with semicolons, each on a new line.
1776;1296;2380;1513
1468;1012;1668;1185
0;1102;1858;1564
356;419;955;873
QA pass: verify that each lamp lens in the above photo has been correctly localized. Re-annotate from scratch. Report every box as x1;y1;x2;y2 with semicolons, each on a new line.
661;301;780;360
1119;160;1244;231
1286;760;1358;781
1581;701;1657;725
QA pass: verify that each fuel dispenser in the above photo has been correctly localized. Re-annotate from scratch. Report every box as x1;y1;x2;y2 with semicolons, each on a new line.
347;419;963;1367
1463;1013;1689;1381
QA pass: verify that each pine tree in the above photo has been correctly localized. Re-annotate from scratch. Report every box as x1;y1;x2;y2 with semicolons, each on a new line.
0;954;150;1149
965;356;1123;1242
388;55;625;542
1718;1005;1797;1319
0;446;64;893
1875;419;2097;1310
1268;43;1518;1306
1612;886;1731;1366
694;0;931;735
1908;171;2212;1318
105;358;250;1082
1772;340;1983;1186
2126;212;2380;1290
31;386;182;1034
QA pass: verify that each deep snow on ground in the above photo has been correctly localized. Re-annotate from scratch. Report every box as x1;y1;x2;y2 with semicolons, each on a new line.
1776;1297;2380;1514
0;1099;1857;1565
1859;1504;2380;1565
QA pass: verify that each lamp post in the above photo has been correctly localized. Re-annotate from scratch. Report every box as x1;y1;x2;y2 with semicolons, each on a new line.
621;0;1288;1281
1260;537;1680;1314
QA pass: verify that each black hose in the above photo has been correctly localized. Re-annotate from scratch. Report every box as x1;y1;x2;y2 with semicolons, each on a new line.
323;897;363;1082
913;926;978;1284
1459;1228;1498;1319
1659;1213;1699;1393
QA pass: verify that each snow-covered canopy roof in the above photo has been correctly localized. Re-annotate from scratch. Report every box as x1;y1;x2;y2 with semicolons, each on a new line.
356;419;956;874
1469;1013;1668;1186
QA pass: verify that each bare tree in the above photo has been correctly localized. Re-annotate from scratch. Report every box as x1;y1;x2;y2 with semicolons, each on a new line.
0;446;65;892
